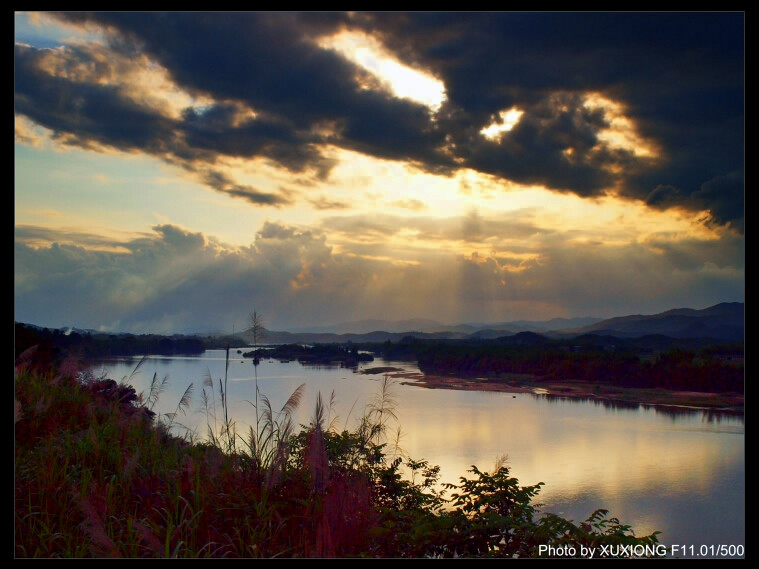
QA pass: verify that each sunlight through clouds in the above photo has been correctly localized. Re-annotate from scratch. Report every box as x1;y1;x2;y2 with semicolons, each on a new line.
318;30;447;112
481;107;525;141
14;12;743;332
582;92;660;159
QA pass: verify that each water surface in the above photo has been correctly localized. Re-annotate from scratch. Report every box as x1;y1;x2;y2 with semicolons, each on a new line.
90;349;745;558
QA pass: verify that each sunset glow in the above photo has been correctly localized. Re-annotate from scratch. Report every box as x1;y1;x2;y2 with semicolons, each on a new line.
15;12;743;333
318;30;447;112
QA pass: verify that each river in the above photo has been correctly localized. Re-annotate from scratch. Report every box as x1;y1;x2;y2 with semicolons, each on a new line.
88;348;745;559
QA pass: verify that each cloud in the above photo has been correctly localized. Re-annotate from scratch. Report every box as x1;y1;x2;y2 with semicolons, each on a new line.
441;235;745;318
14;12;742;230
692;171;745;233
391;198;427;211
13;40;330;203
645;184;684;208
321;211;544;245
339;12;746;229
12;13;745;334
14;115;47;147
15;225;139;252
15;223;323;332
309;195;351;210
194;167;294;207
15;218;742;333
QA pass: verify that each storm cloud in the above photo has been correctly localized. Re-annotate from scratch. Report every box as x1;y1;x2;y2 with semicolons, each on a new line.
15;12;743;230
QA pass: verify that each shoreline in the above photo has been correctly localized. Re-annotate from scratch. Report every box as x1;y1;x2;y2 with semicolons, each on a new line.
372;370;744;415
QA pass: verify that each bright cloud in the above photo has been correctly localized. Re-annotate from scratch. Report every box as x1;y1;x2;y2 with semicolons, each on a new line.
481;107;525;141
318;30;447;112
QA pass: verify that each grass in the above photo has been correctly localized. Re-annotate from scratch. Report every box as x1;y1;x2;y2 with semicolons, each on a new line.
15;345;662;558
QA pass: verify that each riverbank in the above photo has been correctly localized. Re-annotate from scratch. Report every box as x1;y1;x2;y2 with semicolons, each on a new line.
368;369;744;415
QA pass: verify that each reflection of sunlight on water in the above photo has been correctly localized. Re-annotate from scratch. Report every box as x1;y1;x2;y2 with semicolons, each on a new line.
91;352;744;551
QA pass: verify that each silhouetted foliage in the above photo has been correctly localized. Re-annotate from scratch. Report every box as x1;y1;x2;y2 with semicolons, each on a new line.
244;343;374;368
376;341;743;394
15;322;205;361
15;348;662;558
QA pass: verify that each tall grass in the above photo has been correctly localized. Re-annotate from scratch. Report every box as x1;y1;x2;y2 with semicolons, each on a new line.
15;346;661;558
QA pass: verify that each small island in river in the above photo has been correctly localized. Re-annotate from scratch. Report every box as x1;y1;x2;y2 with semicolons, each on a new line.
244;343;374;367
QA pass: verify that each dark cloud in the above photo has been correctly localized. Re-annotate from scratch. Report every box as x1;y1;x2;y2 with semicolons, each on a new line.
349;12;745;228
196;168;293;207
179;102;331;172
644;170;745;234
13;41;333;193
18;12;744;230
14;43;174;153
48;12;452;166
693;171;745;233
645;184;684;208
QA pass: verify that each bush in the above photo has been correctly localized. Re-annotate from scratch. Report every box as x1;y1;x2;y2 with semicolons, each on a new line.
15;348;661;558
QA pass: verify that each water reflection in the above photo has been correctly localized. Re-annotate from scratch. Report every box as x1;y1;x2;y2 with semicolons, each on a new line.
89;351;744;554
533;393;744;423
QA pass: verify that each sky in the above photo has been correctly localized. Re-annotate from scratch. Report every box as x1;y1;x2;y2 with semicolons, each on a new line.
14;12;745;334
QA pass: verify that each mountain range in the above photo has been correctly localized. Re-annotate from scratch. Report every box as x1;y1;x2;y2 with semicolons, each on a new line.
17;302;744;346
261;302;743;345
552;302;744;341
287;315;602;335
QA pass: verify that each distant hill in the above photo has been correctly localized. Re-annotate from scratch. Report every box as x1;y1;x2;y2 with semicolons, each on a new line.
282;316;603;336
554;302;743;343
260;303;743;345
488;316;604;332
492;331;554;345
261;329;468;344
288;318;449;335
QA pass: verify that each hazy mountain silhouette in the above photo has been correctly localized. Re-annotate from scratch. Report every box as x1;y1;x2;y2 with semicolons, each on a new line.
288;318;454;335
270;302;743;344
552;302;743;342
260;329;469;344
288;316;602;335
19;302;743;346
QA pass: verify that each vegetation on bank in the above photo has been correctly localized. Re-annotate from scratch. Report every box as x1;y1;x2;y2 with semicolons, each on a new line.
377;339;744;394
14;322;206;360
15;346;662;558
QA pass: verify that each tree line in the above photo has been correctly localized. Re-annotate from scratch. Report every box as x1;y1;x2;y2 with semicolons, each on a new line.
14;322;205;363
402;343;743;393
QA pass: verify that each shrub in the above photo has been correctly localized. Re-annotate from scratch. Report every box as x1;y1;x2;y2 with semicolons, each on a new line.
15;348;660;558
